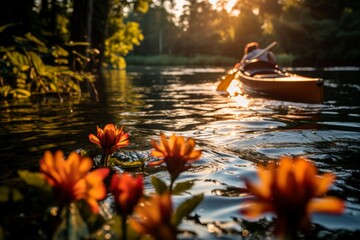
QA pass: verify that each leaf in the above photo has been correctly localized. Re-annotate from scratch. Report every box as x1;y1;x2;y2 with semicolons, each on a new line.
18;170;51;191
151;176;168;194
172;193;204;226
49;83;58;91
135;0;149;13
54;58;68;65
52;204;89;240
28;51;46;75
65;41;90;47
75;200;106;234
0;23;17;33
24;32;46;47
172;181;194;195
52;45;69;57
0;85;12;98
6;51;30;67
9;88;31;99
0;186;23;202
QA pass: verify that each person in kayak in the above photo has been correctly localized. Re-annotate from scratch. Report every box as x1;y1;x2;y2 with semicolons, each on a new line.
239;42;277;65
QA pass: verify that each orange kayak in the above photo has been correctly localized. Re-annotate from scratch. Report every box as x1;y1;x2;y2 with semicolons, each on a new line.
236;60;324;104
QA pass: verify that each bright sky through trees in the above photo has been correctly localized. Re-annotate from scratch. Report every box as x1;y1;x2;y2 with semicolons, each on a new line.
171;0;238;17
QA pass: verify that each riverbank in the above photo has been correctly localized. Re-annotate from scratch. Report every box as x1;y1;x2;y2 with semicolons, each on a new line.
125;53;295;67
126;54;236;67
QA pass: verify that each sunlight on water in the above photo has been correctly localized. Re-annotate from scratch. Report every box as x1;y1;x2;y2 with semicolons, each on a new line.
1;67;360;239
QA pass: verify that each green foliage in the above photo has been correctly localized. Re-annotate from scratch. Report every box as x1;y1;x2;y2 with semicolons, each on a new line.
0;23;17;33
18;170;50;191
276;53;295;67
52;204;89;240
172;193;204;227
0;28;97;99
128;0;360;67
0;186;23;202
151;176;169;194
102;0;152;69
126;54;236;66
172;181;194;195
104;20;144;69
76;200;107;235
134;0;152;13
151;176;196;195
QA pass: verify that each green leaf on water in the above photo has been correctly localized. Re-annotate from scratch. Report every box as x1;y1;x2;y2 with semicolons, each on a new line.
0;186;23;202
151;176;168;194
18;170;51;191
173;193;204;227
172;181;194;195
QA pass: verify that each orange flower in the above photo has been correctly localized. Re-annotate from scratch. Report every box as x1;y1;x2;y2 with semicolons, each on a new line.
40;150;109;213
89;124;130;156
129;193;177;240
241;156;344;237
149;133;202;182
110;172;144;216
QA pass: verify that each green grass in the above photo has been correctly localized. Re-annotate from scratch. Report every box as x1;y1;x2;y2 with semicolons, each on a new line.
126;53;295;67
276;53;295;67
125;54;237;67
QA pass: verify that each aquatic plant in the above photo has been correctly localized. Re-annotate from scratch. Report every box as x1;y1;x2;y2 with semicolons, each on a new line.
110;172;143;240
129;193;177;240
241;156;344;239
40;150;109;214
4;126;348;239
89;123;130;166
38;150;109;238
149;132;202;192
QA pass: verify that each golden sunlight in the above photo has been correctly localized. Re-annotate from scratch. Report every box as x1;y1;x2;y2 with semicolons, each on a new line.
209;0;238;12
226;79;241;96
173;0;238;17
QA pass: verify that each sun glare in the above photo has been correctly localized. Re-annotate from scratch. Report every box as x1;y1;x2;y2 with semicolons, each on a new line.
209;0;238;13
171;0;239;18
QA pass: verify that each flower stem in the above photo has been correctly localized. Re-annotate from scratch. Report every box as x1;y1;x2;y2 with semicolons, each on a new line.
49;205;64;239
169;180;174;194
100;153;110;167
65;206;71;240
121;214;127;240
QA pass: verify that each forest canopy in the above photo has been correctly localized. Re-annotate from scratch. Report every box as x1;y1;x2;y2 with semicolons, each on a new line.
131;0;360;67
0;0;359;99
0;0;359;68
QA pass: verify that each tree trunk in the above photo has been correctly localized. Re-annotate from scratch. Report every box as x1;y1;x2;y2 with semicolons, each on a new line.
90;0;110;72
70;0;93;70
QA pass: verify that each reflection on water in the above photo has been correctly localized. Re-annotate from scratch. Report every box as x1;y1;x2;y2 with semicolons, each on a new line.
1;67;360;238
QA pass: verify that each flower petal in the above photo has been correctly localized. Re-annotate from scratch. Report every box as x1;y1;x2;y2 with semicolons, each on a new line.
241;200;274;218
315;173;335;196
307;197;344;214
89;134;100;146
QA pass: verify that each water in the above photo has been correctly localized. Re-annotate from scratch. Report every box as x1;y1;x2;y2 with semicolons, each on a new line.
1;66;360;239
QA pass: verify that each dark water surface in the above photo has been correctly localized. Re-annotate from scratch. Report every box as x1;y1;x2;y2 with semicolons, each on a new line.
1;66;360;239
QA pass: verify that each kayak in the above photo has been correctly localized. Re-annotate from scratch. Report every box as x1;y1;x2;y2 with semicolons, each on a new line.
234;60;324;104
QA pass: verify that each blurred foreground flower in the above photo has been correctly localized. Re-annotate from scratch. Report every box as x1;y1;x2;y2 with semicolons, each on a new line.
110;172;144;240
40;150;109;214
241;156;344;238
110;172;144;216
149;133;201;190
129;193;177;240
89;123;130;166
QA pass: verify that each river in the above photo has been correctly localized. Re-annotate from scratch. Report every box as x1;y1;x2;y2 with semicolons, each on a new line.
1;66;360;239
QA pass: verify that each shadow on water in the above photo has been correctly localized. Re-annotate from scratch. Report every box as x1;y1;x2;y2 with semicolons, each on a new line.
1;66;360;238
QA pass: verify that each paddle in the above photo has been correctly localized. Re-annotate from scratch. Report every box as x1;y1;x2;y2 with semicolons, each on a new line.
216;41;277;92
